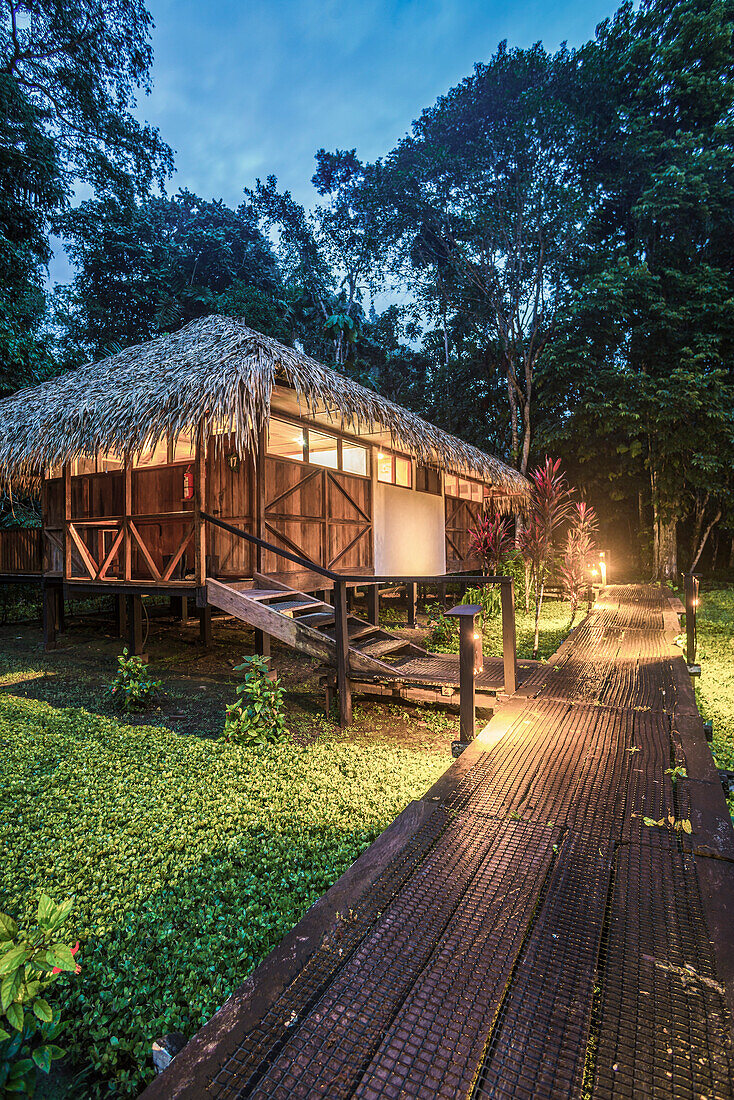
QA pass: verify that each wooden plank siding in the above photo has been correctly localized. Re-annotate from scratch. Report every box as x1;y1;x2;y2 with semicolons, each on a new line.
445;495;483;573
0;528;43;574
260;456;373;576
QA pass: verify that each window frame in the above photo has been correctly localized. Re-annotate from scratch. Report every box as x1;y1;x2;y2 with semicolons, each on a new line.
376;448;413;489
266;414;370;479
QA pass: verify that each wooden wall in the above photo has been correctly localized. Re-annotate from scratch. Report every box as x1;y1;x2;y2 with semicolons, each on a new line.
260;457;373;575
0;529;43;574
445;495;483;573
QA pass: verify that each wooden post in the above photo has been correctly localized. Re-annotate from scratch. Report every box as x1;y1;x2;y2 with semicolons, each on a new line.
194;436;207;587
500;578;518;695
446;604;480;744
333;579;352;728
684;572;699;667
55;588;65;633
63;464;72;580
123;457;132;580
367;583;379;627
42;583;57;651
256;426;266;574
407;581;417;627
115;595;128;638
254;628;270;659
199;604;213;647
127;595;144;655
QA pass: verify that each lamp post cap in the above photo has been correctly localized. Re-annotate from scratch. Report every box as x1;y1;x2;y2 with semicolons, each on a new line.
446;604;482;617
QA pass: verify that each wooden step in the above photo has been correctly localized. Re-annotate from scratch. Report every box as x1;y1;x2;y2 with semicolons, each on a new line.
245;589;297;602
297;610;335;628
353;638;415;659
321;620;380;642
268;599;324;616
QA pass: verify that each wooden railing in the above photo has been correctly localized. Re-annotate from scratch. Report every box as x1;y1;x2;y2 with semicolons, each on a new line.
54;514;195;584
202;512;518;728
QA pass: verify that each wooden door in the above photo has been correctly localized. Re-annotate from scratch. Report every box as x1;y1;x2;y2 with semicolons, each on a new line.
445;496;482;572
260;457;373;575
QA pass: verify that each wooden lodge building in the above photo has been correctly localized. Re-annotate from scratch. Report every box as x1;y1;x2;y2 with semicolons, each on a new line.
0;318;528;718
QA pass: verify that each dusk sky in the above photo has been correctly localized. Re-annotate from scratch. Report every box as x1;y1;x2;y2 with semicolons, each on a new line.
51;0;617;282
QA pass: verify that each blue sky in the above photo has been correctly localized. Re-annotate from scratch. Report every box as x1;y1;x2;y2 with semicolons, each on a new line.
50;0;617;282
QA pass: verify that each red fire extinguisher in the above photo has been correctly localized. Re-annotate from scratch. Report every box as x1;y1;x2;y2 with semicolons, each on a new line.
183;465;194;500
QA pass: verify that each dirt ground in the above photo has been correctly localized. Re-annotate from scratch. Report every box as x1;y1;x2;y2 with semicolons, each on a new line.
0;591;461;752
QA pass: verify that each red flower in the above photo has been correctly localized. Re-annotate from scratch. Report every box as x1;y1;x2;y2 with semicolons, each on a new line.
53;942;81;975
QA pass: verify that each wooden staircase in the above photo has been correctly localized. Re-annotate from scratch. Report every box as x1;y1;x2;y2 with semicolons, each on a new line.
206;575;428;676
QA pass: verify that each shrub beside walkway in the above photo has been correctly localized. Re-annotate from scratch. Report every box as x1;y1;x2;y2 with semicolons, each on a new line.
144;585;734;1100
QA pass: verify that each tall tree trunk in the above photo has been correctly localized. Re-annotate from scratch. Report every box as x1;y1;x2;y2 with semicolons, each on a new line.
690;508;722;572
657;513;678;581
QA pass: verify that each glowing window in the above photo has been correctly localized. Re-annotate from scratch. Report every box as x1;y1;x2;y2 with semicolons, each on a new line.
342;441;368;476
134;438;169;469
471;481;483;502
444;474;459;497
458;479;473;499
395;455;412;487
308;429;339;469
97;449;124;473
268;417;305;461
172;432;195;463
377;452;393;483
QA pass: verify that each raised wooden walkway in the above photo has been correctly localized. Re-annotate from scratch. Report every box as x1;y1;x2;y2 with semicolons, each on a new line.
143;585;734;1100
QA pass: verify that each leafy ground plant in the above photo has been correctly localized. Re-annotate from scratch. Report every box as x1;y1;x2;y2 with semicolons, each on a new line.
694;584;734;817
0;695;444;1095
0;895;80;1097
105;650;161;712
224;655;288;746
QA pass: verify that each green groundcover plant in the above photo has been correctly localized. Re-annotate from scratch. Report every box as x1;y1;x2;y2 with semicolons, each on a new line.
0;695;443;1096
105;650;161;713
0;895;80;1098
223;655;288;746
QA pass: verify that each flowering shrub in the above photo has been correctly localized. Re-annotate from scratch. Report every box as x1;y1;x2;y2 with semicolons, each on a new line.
0;895;80;1097
468;514;514;574
223;655;288;746
559;501;598;625
106;649;161;712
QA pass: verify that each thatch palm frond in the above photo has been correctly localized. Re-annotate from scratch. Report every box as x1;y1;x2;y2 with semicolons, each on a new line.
0;316;528;504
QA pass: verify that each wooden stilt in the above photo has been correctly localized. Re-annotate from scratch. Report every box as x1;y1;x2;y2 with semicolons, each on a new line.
334;580;352;728
407;582;417;627
254;628;271;659
115;595;128;638
43;584;57;651
367;584;379;627
199;604;213;647
127;595;144;655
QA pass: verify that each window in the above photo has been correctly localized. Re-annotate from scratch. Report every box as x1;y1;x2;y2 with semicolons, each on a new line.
416;465;441;494
171;432;195;463
268;415;369;476
445;474;483;500
471;481;483;502
97;449;124;473
133;437;169;469
444;474;459;497
342;441;368;476
307;429;339;469
377;450;413;488
268;417;305;462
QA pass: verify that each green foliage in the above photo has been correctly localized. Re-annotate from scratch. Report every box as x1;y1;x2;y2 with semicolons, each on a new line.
0;895;78;1097
694;585;734;816
55;190;282;366
425;604;458;651
461;586;498;619
0;694;442;1095
223;656;288;746
105;650;160;713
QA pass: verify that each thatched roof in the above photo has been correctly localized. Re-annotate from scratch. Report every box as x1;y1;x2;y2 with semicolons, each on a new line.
0;316;528;499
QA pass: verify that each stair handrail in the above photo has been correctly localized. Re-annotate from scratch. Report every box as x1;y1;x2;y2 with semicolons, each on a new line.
201;511;340;581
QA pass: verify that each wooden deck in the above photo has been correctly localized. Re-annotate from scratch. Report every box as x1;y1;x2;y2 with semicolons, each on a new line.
142;585;734;1100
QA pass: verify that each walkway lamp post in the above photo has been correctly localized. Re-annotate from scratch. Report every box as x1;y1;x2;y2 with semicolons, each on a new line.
683;572;700;673
446;603;482;752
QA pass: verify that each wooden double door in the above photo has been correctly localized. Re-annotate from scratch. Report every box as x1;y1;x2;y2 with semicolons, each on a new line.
260;457;373;576
445;495;483;572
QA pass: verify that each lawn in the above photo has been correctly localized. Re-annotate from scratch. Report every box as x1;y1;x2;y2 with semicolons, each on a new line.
0;593;572;1097
694;583;734;817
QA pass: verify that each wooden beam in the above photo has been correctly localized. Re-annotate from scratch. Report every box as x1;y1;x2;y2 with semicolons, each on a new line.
43;583;57;650
68;523;98;579
367;584;380;626
199;604;213;647
63;464;72;580
127;595;144;655
124;458;132;580
129;522;162;580
500;578;518;695
194;435;207;586
407;581;417;628
333;579;352;728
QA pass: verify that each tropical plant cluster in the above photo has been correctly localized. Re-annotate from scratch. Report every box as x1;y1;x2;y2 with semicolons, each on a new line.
0;694;444;1095
223;655;288;746
105;649;161;712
